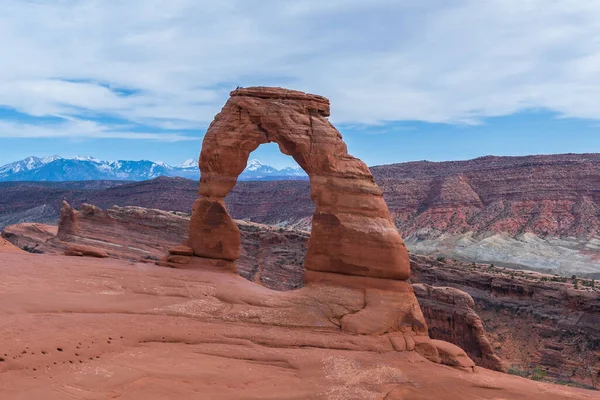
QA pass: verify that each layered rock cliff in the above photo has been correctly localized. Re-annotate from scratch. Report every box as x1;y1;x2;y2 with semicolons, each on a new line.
410;254;600;386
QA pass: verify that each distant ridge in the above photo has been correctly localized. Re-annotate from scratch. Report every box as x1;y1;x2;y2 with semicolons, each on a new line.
0;156;308;182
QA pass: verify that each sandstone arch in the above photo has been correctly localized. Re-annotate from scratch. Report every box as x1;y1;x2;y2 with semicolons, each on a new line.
189;87;410;280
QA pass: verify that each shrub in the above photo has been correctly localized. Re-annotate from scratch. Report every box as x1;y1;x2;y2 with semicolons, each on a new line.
22;245;44;254
507;367;529;378
531;366;548;381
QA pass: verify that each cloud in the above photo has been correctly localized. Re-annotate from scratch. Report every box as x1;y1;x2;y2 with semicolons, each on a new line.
0;118;196;142
0;0;599;138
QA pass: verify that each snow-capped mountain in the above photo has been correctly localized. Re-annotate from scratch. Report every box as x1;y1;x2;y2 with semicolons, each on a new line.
242;159;306;179
0;156;308;182
177;159;197;169
242;159;278;177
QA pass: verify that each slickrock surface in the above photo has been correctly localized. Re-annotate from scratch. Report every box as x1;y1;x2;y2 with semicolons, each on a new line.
0;237;22;253
64;243;109;258
1;251;599;399
191;86;410;280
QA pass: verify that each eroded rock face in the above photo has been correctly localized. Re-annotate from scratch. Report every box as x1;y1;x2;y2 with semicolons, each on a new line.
57;200;78;239
410;254;600;385
5;202;599;384
1;223;56;251
189;198;240;261
190;86;410;280
413;283;504;371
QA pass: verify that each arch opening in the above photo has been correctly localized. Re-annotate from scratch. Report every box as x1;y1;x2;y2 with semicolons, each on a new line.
226;143;311;290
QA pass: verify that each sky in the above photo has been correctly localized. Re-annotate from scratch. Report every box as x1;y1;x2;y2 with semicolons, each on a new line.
1;0;600;169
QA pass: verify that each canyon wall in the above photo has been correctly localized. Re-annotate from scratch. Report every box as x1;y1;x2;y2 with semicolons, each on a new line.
410;254;600;385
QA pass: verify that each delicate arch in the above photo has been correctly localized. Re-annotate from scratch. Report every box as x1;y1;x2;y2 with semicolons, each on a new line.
189;87;410;280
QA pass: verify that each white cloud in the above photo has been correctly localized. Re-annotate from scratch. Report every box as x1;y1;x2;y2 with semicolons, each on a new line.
0;0;599;138
0;118;195;142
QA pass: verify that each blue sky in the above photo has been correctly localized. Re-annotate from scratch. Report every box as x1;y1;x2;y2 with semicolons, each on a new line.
1;1;599;168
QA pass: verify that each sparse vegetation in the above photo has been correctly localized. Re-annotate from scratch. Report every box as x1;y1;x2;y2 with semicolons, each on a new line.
507;366;529;378
581;279;596;289
22;245;44;254
531;366;548;381
550;276;568;283
436;256;445;262
507;366;547;382
586;365;599;389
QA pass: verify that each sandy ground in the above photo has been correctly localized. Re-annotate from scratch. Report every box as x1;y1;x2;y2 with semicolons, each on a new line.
0;251;598;399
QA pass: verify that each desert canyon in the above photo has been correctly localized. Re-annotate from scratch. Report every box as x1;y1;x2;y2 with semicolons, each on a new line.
1;87;599;399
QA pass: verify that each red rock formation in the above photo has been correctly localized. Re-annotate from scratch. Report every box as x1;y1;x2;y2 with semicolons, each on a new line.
413;283;504;371
190;87;410;281
54;202;192;260
173;87;451;359
189;198;241;261
64;244;108;258
57;200;78;239
1;223;57;250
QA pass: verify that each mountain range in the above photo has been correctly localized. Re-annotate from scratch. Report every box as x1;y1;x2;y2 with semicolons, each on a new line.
0;156;307;182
